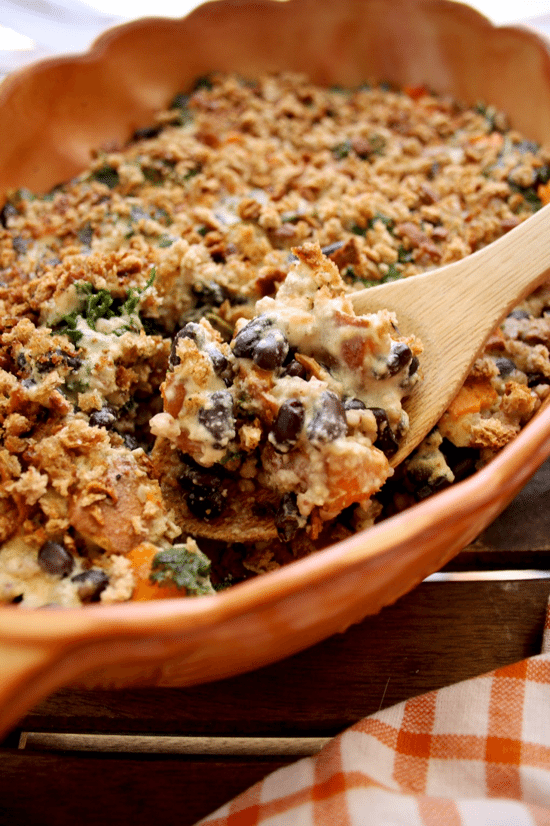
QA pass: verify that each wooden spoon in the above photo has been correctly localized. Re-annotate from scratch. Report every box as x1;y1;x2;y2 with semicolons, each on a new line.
351;202;550;466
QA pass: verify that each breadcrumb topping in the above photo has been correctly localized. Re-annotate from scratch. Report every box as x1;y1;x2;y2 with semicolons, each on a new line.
1;72;549;603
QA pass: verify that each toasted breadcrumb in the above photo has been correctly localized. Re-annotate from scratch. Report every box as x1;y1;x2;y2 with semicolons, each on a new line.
1;72;550;604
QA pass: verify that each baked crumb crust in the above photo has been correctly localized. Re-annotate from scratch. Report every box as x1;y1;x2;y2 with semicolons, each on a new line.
1;72;549;605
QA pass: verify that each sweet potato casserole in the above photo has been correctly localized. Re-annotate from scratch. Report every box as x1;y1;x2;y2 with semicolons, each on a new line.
1;72;549;606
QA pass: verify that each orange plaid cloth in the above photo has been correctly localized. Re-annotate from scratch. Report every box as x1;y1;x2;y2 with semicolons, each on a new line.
198;599;550;826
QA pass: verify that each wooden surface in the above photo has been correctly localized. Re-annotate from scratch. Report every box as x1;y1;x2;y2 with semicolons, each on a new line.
1;461;550;824
0;5;549;824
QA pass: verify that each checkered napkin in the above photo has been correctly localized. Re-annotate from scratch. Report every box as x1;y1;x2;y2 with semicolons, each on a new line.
198;599;550;826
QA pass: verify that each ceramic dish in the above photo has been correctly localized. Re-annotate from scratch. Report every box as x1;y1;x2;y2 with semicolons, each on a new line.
2;0;550;738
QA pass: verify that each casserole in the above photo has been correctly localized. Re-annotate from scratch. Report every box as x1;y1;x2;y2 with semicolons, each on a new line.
1;0;550;736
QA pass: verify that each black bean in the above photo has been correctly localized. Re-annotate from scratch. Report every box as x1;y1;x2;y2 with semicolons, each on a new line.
123;434;140;450
344;397;366;410
440;439;478;481
271;399;305;451
283;359;307;379
369;407;399;457
0;201;18;227
187;486;227;520
130;205;148;222
89;406;116;430
206;346;230;378
232;315;272;358
252;329;289;371
63;352;83;370
516;139;539;155
38;541;75;577
21;378;36;389
527;372;550;387
132;125;162;141
275;492;303;542
36;349;83;374
12;236;30;255
169;322;205;367
495;357;516;377
178;454;226;490
11;594;23;604
16;352;27;371
71;569;109;602
198;390;235;448
307;391;347;444
415;475;451;501
408;355;420;376
386;342;413;377
321;241;345;256
192;280;227;307
77;224;93;246
507;309;531;320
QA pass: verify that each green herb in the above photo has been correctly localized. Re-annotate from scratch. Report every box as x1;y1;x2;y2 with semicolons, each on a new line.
142;166;164;185
220;450;245;466
332;140;352;160
203;312;233;342
11;188;35;203
150;544;215;595
91;165;120;189
53;268;156;344
183;165;202;181
197;225;209;236
64;376;90;393
348;264;402;288
158;234;174;247
170;92;190;110
474;101;502;133
120;267;156;317
54;311;83;345
154;207;173;226
382;264;402;282
350;224;367;236
169;92;193;126
397;244;413;263
508;182;542;211
193;75;213;91
366;134;386;156
368;212;395;232
74;281;116;328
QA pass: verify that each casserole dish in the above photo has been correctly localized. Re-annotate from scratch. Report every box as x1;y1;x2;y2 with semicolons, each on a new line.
1;0;550;737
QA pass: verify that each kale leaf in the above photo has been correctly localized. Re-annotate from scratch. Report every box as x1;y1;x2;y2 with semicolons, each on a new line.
150;544;215;595
53;268;156;344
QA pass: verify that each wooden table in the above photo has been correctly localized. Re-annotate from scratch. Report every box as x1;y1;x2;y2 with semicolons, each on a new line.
1;462;550;825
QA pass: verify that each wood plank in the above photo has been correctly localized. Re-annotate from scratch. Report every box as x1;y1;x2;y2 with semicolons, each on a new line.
20;732;330;756
0;750;288;826
19;578;550;738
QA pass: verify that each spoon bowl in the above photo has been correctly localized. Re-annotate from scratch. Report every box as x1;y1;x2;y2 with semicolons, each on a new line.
352;203;550;465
